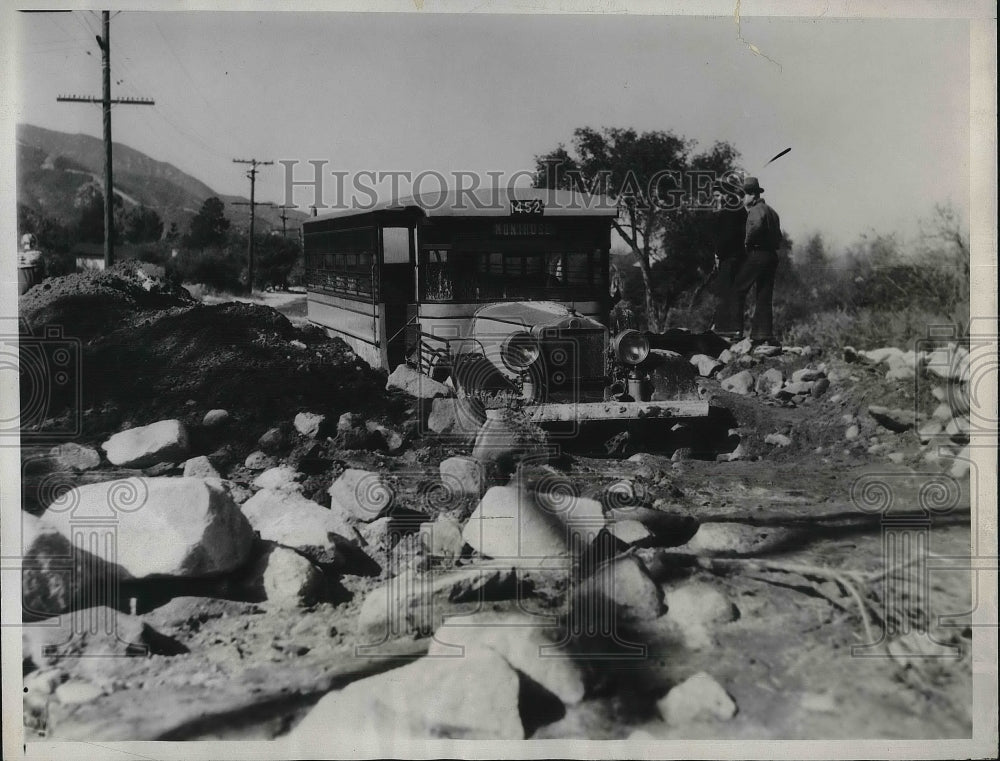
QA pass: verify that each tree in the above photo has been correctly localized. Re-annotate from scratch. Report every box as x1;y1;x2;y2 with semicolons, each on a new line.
74;186;125;244
254;234;301;290
164;221;180;243
534;127;741;330
185;196;231;250
123;205;164;244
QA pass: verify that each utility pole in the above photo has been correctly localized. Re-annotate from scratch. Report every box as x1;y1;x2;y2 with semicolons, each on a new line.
232;158;273;295
275;205;295;237
57;11;154;268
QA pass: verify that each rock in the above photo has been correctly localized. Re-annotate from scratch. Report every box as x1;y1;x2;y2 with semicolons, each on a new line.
419;515;465;562
931;402;953;422
662;581;738;650
949;447;971;478
730;338;753;356
754;368;784;395
24;668;66;719
782;380;815;396
182;455;220;479
945;416;970;444
845;425;860;441
792;368;825;384
257;425;288;453
764;433;791;447
607;519;654;547
717;349;734;363
142;596;262;633
471;416;549;469
860;347;903;364
365;420;407;453
440;455;486;497
752;344;782;357
46;443;101;471
580;555;664;622
337;412;359;432
243;450;276;470
430;610;585;704
801;692;838;713
918;420;945;444
868;405;916;432
462;485;603;565
720;370;754;396
55;680;104;705
657;672;737;725
38;478;254;579
810;377;831;397
885;363;916;381
202;408;230;427
690;354;722;377
722;442;747;462
386;364;452;399
24;607;185;669
887;452;905;464
240;542;325;609
287;646;523;742
357;565;521;639
358;516;393;553
328;468;393;522
680;522;793;556
607;507;699;547
252;465;304;492
294;412;326;438
101;419;189;468
242;488;360;565
426;397;487;441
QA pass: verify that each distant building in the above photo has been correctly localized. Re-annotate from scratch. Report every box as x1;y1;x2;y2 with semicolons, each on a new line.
71;243;149;271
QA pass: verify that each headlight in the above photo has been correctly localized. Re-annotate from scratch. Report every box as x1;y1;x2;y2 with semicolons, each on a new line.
612;329;650;365
500;331;540;372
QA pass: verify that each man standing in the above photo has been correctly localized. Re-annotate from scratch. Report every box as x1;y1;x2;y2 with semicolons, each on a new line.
730;176;782;345
709;182;748;340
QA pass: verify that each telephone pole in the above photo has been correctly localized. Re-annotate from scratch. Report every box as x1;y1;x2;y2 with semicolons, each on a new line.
57;11;154;268
232;158;273;295
275;205;295;237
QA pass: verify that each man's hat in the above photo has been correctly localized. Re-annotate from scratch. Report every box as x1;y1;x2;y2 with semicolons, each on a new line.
742;176;764;195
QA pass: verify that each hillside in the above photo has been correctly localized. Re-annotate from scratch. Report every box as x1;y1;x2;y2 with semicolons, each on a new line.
16;124;306;235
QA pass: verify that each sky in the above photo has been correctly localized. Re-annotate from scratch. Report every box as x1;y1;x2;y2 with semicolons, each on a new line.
10;9;973;251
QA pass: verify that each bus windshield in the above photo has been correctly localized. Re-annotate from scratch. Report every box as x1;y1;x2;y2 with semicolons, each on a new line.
421;249;603;302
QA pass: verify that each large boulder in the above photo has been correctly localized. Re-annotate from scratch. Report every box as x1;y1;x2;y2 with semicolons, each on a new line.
689;354;722;378
241;488;361;566
101;419;189;468
287;646;524;742
662;581;738;650
578;555;664;623
252;465;304;493
680;522;794;557
461;485;604;565
471;416;550;470
754;368;784;395
386;364;452;399
328;468;393;522
182;455;220;479
429;610;585;704
38;477;254;579
46;443;102;472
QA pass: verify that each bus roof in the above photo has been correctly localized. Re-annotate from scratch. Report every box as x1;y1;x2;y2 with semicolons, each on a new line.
307;187;619;222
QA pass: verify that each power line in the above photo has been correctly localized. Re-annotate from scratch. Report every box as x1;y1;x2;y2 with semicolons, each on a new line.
56;11;155;268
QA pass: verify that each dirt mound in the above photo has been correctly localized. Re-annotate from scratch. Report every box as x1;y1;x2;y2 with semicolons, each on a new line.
76;301;389;451
19;262;194;344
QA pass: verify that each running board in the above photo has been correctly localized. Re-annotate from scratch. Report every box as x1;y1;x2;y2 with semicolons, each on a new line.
486;400;710;423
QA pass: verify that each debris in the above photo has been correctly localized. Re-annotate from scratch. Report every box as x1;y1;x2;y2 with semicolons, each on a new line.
101;419;189;468
427;397;487;441
810;377;831;397
252;465;304;493
845;425;860;441
754;368;784;395
580;555;664;622
690;354;723;377
242;488;361;565
764;433;792;447
868;405;916;432
257;425;289;454
244;450;278;470
54;680;104;705
680;522;793;557
662;581;738;650
46;443;101;471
